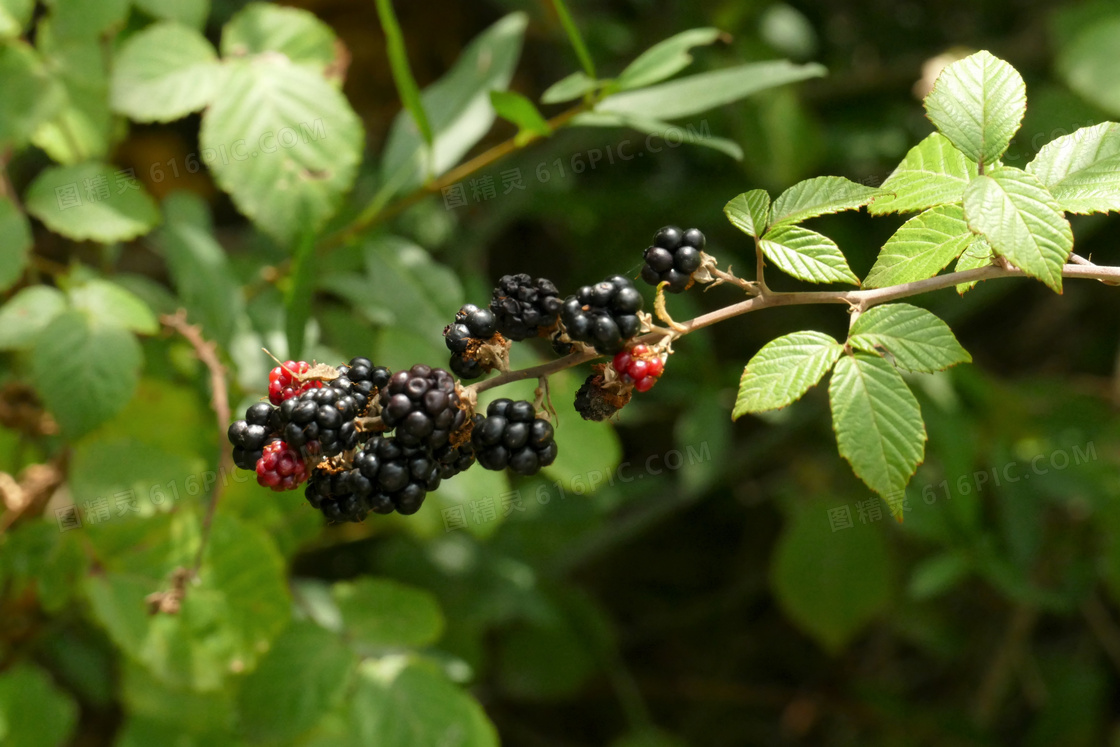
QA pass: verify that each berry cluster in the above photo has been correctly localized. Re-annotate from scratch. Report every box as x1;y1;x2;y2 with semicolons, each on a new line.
611;344;665;392
490;274;562;341
640;226;705;293
268;360;322;404
444;305;498;380
231;225;712;521
471;399;557;476
559;275;644;354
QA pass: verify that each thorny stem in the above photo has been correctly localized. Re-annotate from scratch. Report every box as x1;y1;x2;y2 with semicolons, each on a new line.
468;262;1120;396
161;311;231;579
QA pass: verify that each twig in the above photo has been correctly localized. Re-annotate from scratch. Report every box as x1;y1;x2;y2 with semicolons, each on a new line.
469;262;1120;396
318;103;588;252
160;311;231;578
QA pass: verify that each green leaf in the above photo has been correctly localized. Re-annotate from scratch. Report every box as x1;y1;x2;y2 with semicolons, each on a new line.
220;2;336;73
69;278;158;334
863;204;975;287
199;56;363;246
770;175;881;226
132;0;209;29
0;286;68;350
115;717;239;747
923;50;1025;166
616;27;721;90
238;621;357;743
759;224;860;285
353;235;463;338
954;237;994;294
110;21;221;123
770;505;892;652
333;578;445;649
1026;122;1120;214
723;189;771;237
0;197;30;291
829;353;927;502
551;0;595;78
32;27;115;164
152;192;244;347
1;521;88;612
868;133;977;215
849;303;972;373
120;663;235;735
569;111;743;159
541;70;597;104
0;664;78;747
1056;16;1120;118
598;59;825;120
489;90;551;145
44;0;128;38
32;310;142;438
284;229;316;360
733;331;843;417
84;514;289;691
379;13;527;198
374;0;432;150
25;162;160;242
0;41;65;149
347;661;499;747
963;167;1073;293
0;0;33;39
908;551;970;600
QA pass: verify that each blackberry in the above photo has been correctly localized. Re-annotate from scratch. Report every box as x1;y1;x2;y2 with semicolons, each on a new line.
444;305;498;381
434;441;476;479
268;360;323;405
277;385;360;458
640;226;705;293
380;365;466;449
490;274;563;341
256;440;308;491
228;402;280;469
471;399;558;476
574;371;629;421
355;435;443;515
559;275;644;354
611;344;665;392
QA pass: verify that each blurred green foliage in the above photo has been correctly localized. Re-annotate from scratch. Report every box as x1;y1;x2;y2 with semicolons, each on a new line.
1;0;1120;745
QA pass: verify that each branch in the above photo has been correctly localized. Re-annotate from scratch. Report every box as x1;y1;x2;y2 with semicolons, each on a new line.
318;104;588;252
160;311;231;578
468;262;1120;395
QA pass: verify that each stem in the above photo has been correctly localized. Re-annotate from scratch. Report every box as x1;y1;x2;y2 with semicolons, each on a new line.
160;311;231;578
318;104;587;252
468;262;1120;395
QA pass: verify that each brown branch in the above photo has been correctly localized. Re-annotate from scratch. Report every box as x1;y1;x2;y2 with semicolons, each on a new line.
160;311;231;578
318;103;588;252
469;262;1120;396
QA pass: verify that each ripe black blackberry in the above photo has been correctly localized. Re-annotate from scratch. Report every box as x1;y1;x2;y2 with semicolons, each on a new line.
490;274;562;341
277;386;360;458
471;398;558;476
559;275;644;354
331;357;391;414
640;226;705;293
434;441;476;479
380;365;466;449
228;402;281;469
444;305;498;381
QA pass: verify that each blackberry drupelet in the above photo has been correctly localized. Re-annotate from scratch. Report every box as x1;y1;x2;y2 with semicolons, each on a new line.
470;398;558;476
255;440;308;491
489;274;563;341
379;365;466;449
228;401;281;469
640;226;705;293
559;274;644;354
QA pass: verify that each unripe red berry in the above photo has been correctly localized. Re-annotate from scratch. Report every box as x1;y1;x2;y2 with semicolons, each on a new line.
634;376;657;392
612;351;631;373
